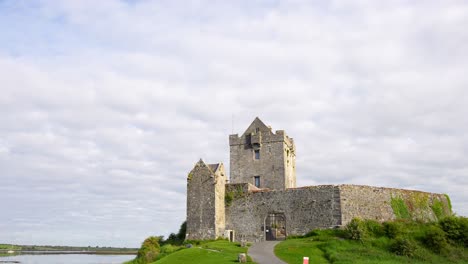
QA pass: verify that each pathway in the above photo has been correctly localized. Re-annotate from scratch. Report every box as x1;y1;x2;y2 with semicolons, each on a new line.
248;241;286;264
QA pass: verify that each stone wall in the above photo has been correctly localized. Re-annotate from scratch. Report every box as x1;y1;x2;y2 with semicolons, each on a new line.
339;185;452;225
225;185;341;242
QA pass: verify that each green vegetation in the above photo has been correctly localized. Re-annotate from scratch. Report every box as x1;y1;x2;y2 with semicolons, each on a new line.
225;185;246;206
161;221;187;246
391;197;411;219
275;217;468;264
390;194;452;221
439;216;468;247
126;221;187;264
431;199;445;219
155;240;253;264
126;221;254;264
125;239;253;264
445;194;453;211
0;244;19;250
134;236;162;264
0;244;136;254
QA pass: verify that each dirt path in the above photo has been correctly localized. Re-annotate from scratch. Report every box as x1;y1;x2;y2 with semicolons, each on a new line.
248;241;287;264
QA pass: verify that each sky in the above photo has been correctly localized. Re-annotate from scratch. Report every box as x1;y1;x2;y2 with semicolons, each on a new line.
0;0;467;248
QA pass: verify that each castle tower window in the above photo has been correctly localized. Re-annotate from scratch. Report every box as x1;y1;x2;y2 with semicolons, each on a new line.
254;149;260;160
254;176;260;188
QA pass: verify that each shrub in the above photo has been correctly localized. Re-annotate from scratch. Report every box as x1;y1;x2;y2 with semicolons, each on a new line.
345;218;367;241
160;244;178;255
136;236;161;264
225;192;234;206
304;230;319;237
384;221;406;239
161;221;187;246
364;220;385;237
424;226;448;253
439;216;468;246
390;237;417;257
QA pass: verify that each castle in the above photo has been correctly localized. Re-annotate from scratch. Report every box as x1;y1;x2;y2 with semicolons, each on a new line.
186;117;452;242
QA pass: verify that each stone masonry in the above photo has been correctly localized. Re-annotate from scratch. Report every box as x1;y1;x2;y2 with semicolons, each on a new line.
229;117;296;190
185;117;452;242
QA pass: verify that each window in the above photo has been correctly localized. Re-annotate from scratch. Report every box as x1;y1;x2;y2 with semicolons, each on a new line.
254;149;260;159
254;176;260;188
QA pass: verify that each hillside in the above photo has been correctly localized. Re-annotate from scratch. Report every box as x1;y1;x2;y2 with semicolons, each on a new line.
125;240;255;264
275;217;467;264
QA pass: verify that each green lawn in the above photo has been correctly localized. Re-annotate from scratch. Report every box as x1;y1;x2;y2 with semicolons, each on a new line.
152;240;254;264
275;230;468;264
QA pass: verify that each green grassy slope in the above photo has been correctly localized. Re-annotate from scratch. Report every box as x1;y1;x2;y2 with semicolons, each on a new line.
275;237;464;264
275;219;468;264
153;240;254;264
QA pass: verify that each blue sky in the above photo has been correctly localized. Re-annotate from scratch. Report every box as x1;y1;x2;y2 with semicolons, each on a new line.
0;0;467;247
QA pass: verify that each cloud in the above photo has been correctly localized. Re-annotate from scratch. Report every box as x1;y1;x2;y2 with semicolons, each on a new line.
0;0;467;247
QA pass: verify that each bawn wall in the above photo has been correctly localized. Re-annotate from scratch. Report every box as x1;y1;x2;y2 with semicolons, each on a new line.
225;185;342;242
339;185;452;225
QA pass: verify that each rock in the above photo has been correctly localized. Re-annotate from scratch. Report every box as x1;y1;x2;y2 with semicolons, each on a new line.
185;244;193;248
238;253;247;263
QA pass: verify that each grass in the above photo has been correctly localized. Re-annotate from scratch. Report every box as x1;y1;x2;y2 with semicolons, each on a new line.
125;240;255;264
275;221;468;264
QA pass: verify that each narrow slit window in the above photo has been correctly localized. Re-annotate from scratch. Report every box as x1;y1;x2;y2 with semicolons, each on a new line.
254;149;260;159
254;176;260;188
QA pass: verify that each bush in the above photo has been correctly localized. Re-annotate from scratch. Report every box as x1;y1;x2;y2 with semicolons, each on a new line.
390;237;417;257
304;230;319;237
364;220;385;237
384;221;406;239
439;216;468;246
424;226;448;253
136;236;161;264
160;244;179;255
345;218;367;241
161;221;187;246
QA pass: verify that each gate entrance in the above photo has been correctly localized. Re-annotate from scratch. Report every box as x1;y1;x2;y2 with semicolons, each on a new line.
265;213;286;241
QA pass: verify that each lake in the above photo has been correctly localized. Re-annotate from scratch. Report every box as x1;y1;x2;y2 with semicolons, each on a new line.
0;254;135;264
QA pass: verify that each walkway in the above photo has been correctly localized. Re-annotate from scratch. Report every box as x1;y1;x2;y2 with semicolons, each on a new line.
248;241;286;264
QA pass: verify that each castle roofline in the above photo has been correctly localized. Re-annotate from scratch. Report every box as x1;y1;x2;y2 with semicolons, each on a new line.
239;117;272;137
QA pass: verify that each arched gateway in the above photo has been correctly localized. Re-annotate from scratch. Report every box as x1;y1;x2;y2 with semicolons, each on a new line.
265;213;286;241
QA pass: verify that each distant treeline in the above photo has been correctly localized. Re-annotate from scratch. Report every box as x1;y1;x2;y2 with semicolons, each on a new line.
0;244;137;253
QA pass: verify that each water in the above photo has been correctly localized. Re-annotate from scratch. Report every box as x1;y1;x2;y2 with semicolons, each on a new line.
0;254;135;264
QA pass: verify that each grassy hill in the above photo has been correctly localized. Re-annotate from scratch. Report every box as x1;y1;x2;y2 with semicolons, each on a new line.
155;240;253;264
275;217;467;264
125;240;255;264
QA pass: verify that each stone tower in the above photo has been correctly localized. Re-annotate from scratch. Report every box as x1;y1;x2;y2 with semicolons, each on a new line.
186;160;226;240
229;117;296;190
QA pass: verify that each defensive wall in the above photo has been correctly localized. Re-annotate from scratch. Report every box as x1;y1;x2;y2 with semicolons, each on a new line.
223;184;451;242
